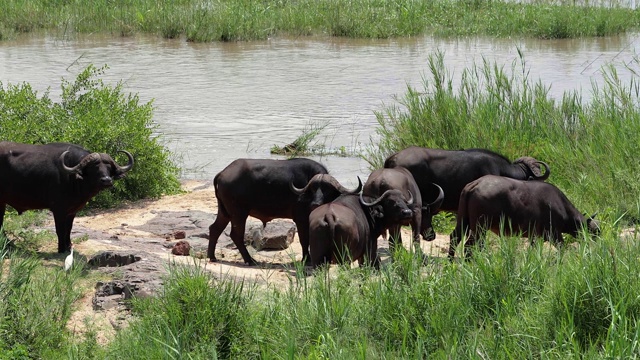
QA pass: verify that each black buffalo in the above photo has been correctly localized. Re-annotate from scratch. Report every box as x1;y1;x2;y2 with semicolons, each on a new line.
449;175;599;259
384;146;550;240
207;159;361;265
0;142;134;253
308;194;379;268
309;186;423;269
361;167;443;250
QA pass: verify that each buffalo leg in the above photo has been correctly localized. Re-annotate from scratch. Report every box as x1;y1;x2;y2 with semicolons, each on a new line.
420;210;436;241
294;219;312;266
229;218;257;266
208;213;231;262
53;212;73;253
0;203;5;231
388;225;402;252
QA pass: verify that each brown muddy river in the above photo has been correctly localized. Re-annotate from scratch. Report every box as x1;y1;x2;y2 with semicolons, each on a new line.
0;33;638;186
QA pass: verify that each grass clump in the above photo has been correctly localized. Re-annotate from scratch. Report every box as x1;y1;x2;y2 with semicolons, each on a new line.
0;233;85;359
369;49;640;224
0;64;181;209
91;228;640;358
0;0;638;41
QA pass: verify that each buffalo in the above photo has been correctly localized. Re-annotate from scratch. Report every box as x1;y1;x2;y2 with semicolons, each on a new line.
361;167;443;251
0;142;134;253
449;175;600;259
308;194;379;268
207;159;361;265
309;186;423;268
384;146;550;240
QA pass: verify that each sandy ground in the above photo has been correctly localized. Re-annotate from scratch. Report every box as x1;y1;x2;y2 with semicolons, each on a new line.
59;180;452;344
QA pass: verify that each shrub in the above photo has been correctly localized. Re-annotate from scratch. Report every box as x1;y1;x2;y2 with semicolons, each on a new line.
0;64;181;208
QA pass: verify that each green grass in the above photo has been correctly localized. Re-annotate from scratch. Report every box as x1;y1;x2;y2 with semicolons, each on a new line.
0;0;638;42
59;227;636;359
369;49;640;225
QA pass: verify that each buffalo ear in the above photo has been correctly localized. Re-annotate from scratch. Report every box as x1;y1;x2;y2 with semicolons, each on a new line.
370;205;384;219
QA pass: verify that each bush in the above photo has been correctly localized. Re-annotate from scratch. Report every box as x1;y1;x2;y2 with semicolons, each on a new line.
0;64;181;208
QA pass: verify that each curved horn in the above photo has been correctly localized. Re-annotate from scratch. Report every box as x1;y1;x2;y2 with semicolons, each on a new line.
60;151;81;174
345;176;363;195
61;151;101;178
359;189;393;207
289;174;322;196
590;211;598;219
405;190;414;206
115;150;134;173
425;183;444;214
533;161;551;180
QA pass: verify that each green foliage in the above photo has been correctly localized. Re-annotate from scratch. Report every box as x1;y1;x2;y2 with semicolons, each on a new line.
0;64;181;208
369;50;640;223
0;0;638;41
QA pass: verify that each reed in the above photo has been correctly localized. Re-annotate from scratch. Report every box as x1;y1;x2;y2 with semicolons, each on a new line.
370;50;640;223
0;0;637;41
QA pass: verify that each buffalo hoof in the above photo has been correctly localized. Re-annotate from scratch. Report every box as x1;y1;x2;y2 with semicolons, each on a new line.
208;256;218;263
421;231;436;242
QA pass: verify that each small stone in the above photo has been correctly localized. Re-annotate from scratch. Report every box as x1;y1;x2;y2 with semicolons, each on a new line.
172;240;191;256
174;230;186;239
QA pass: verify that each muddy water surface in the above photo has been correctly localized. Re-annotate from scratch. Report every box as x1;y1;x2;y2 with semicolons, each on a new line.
0;33;638;186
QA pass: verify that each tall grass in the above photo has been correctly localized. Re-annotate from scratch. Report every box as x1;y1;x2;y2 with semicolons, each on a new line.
0;233;85;359
370;50;640;223
93;228;640;358
0;0;638;41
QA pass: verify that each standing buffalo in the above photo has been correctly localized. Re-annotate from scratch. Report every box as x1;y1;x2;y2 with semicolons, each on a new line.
384;146;550;240
0;142;134;253
207;158;361;266
308;194;379;268
361;167;443;251
449;175;599;259
309;185;426;268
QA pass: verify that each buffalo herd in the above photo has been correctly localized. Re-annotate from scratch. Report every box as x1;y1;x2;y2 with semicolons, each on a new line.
0;141;600;268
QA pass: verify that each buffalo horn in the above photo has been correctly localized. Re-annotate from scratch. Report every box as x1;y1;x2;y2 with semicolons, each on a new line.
360;189;394;207
61;151;101;178
115;150;134;172
405;190;414;205
289;174;323;195
424;183;444;213
533;161;551;180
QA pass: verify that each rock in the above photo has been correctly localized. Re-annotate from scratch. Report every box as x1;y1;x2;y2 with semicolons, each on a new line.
245;221;296;251
172;240;191;256
174;230;186;239
93;280;138;311
88;251;142;267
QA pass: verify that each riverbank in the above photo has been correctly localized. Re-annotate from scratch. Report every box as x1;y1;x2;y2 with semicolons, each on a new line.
1;0;638;42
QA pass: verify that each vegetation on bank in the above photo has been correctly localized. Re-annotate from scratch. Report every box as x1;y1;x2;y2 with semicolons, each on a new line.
4;228;637;359
0;0;638;42
0;64;182;209
369;50;640;225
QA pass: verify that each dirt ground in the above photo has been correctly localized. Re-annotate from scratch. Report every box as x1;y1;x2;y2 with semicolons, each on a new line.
59;180;452;343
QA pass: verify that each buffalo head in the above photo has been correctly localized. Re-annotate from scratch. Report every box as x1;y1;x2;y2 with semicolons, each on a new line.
61;150;134;187
514;157;550;181
359;188;414;223
291;174;362;210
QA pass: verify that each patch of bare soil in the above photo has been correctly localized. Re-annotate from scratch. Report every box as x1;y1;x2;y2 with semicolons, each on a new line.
62;180;451;344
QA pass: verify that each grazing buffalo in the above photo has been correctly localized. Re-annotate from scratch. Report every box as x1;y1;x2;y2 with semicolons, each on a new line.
309;187;422;268
207;158;361;265
361;167;443;250
384;146;550;240
0;142;134;253
449;175;600;259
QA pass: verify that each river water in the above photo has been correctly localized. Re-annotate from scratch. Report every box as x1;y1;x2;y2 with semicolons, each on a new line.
0;33;638;186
